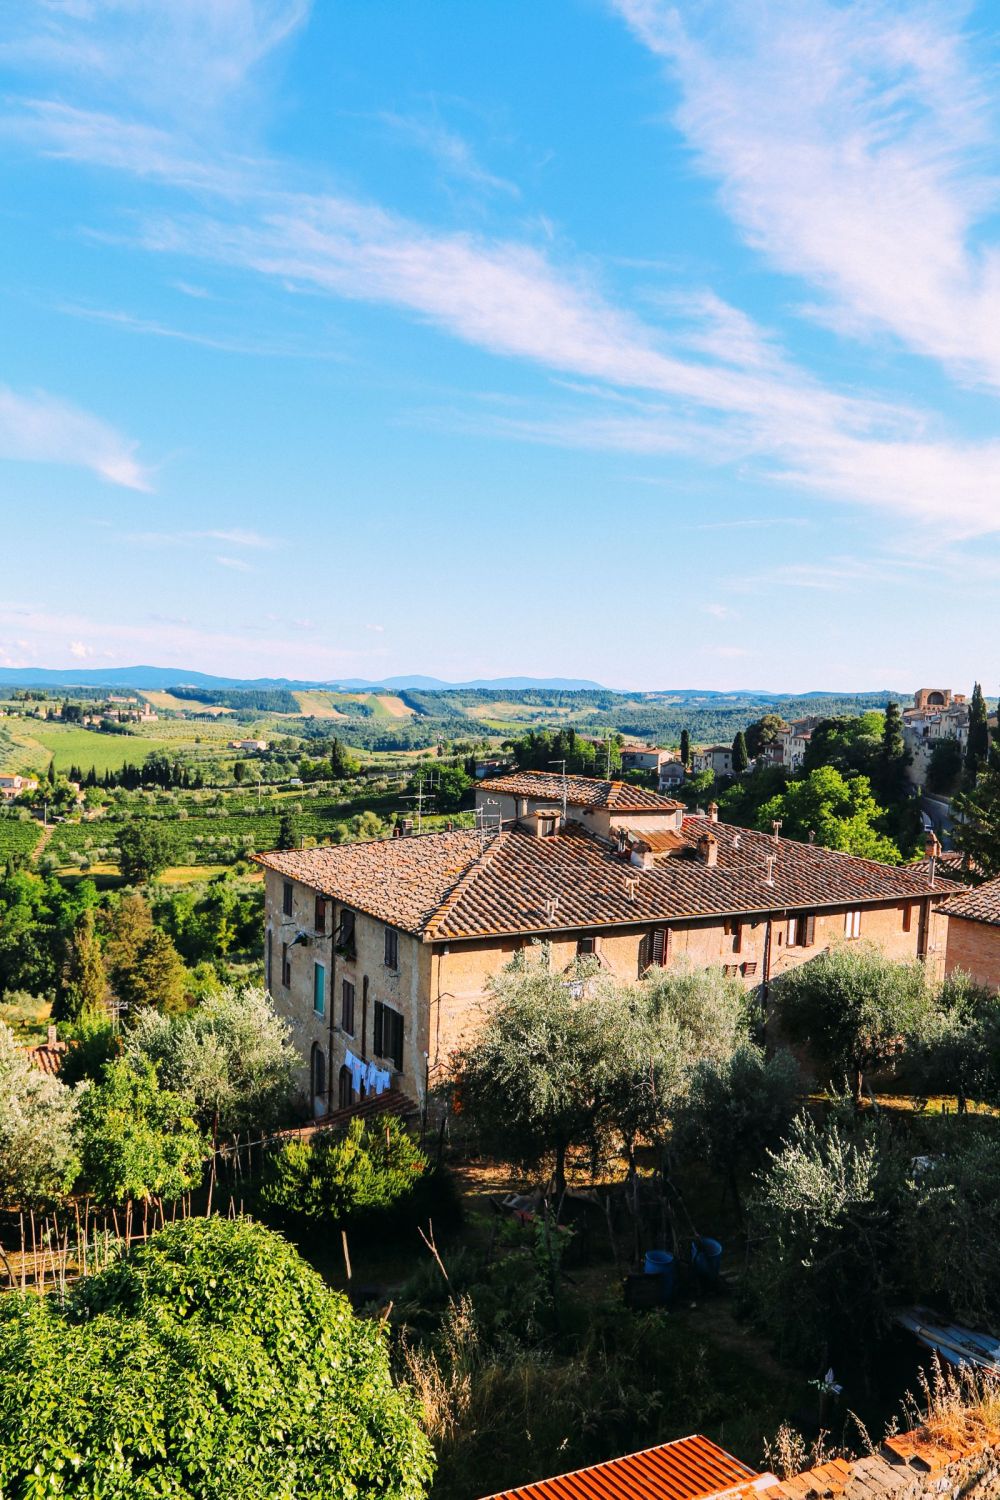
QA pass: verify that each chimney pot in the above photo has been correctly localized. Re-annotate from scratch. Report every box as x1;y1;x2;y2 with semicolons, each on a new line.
697;832;718;868
924;832;941;859
708;801;719;823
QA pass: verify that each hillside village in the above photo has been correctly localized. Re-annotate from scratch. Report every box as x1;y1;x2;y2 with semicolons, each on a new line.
2;672;1000;1497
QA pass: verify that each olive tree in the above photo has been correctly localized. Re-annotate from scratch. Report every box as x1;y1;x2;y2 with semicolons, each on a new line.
453;957;600;1193
0;1022;79;1206
776;943;932;1105
124;985;298;1137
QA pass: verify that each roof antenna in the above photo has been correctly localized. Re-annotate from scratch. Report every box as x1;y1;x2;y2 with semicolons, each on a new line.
765;853;776;886
548;759;568;824
772;819;782;844
544;895;560;923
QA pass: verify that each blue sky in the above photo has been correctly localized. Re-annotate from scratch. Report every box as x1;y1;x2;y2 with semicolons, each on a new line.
2;0;999;691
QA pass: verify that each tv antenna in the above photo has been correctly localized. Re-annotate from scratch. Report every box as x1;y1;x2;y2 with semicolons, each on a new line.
404;772;436;832
548;759;568;823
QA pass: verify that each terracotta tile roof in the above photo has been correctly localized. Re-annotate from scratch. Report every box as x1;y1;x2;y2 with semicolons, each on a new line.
256;829;487;936
909;850;978;880
939;875;1000;927
26;1040;67;1076
258;817;960;942
479;1433;757;1500
478;768;684;813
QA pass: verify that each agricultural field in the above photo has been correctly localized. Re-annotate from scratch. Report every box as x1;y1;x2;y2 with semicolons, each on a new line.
0;813;42;863
3;722;183;776
140;691;234;715
291;690;414;720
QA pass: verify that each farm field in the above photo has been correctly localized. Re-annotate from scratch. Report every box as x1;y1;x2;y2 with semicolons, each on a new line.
140;691;233;715
4;723;183;775
0;815;42;862
291;690;414;720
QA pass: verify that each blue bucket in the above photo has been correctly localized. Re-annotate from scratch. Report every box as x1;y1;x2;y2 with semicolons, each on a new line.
691;1237;722;1280
643;1249;676;1302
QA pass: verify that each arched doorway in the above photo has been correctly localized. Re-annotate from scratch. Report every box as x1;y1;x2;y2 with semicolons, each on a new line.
310;1043;327;1118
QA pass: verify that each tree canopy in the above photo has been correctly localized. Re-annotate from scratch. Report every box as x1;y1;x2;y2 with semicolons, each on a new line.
0;1217;434;1498
756;766;900;862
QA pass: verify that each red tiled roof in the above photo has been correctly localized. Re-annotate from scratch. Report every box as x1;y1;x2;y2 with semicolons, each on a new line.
939;875;1000;928
26;1041;67;1076
479;1434;757;1500
478;769;684;813
257;816;960;943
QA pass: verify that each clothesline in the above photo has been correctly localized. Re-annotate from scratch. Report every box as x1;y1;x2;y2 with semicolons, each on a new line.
344;1047;391;1098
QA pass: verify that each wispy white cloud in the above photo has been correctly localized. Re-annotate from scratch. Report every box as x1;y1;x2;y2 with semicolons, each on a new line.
128;527;278;549
55;301;337;359
8;3;1000;539
614;0;1000;389
0;384;150;490
215;554;253;572
703;602;737;619
0;1;311;120
373;110;520;197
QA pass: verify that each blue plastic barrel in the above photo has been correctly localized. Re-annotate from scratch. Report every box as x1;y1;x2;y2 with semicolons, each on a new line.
643;1249;676;1302
691;1237;722;1280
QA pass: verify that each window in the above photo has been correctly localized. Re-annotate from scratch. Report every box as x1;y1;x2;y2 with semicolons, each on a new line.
902;903;913;933
338;1065;353;1110
845;909;862;940
311;1043;326;1105
722;963;740;977
741;960;758;977
265;930;272;991
787;914;816;948
282;881;293;918
384;926;399;970
577;935;596;956
281;941;291;988
341;979;355;1036
373;1001;404;1072
724;918;743;954
335;907;356;959
314;895;328;934
313;962;326;1017
639;928;668;974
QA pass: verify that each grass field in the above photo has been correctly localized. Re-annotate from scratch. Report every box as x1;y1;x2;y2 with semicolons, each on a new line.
291;691;414;720
141;691;233;715
4;723;184;775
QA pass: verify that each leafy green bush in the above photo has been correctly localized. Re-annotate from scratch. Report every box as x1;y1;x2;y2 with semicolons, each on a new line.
259;1116;437;1235
0;1217;434;1498
75;1059;207;1203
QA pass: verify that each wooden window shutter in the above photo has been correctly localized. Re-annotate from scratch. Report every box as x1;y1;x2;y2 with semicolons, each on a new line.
733;919;743;954
651;928;667;967
803;913;816;946
638;934;651;975
373;1001;384;1057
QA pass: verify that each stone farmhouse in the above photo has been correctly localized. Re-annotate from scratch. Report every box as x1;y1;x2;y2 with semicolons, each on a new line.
257;769;958;1118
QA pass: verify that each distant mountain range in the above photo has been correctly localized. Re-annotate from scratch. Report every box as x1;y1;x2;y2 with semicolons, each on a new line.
0;665;607;692
0;665;916;701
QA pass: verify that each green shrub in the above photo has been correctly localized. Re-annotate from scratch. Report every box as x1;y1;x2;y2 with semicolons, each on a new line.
0;1217;434;1498
259;1117;434;1235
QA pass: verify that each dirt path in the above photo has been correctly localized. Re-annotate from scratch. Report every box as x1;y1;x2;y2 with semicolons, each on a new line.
31;820;56;863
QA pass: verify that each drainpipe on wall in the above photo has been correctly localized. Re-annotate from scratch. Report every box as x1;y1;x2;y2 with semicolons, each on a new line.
326;901;337;1114
760;917;774;1036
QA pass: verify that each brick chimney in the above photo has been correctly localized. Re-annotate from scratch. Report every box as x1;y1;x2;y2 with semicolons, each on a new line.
630;839;655;871
924;831;941;860
707;801;719;823
697;832;718;867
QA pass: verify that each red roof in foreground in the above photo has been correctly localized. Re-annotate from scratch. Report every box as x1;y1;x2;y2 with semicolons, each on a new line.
479;1434;757;1500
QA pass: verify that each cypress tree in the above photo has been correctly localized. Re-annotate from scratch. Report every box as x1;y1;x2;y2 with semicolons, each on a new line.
732;731;749;775
680;729;690;768
966;682;990;781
